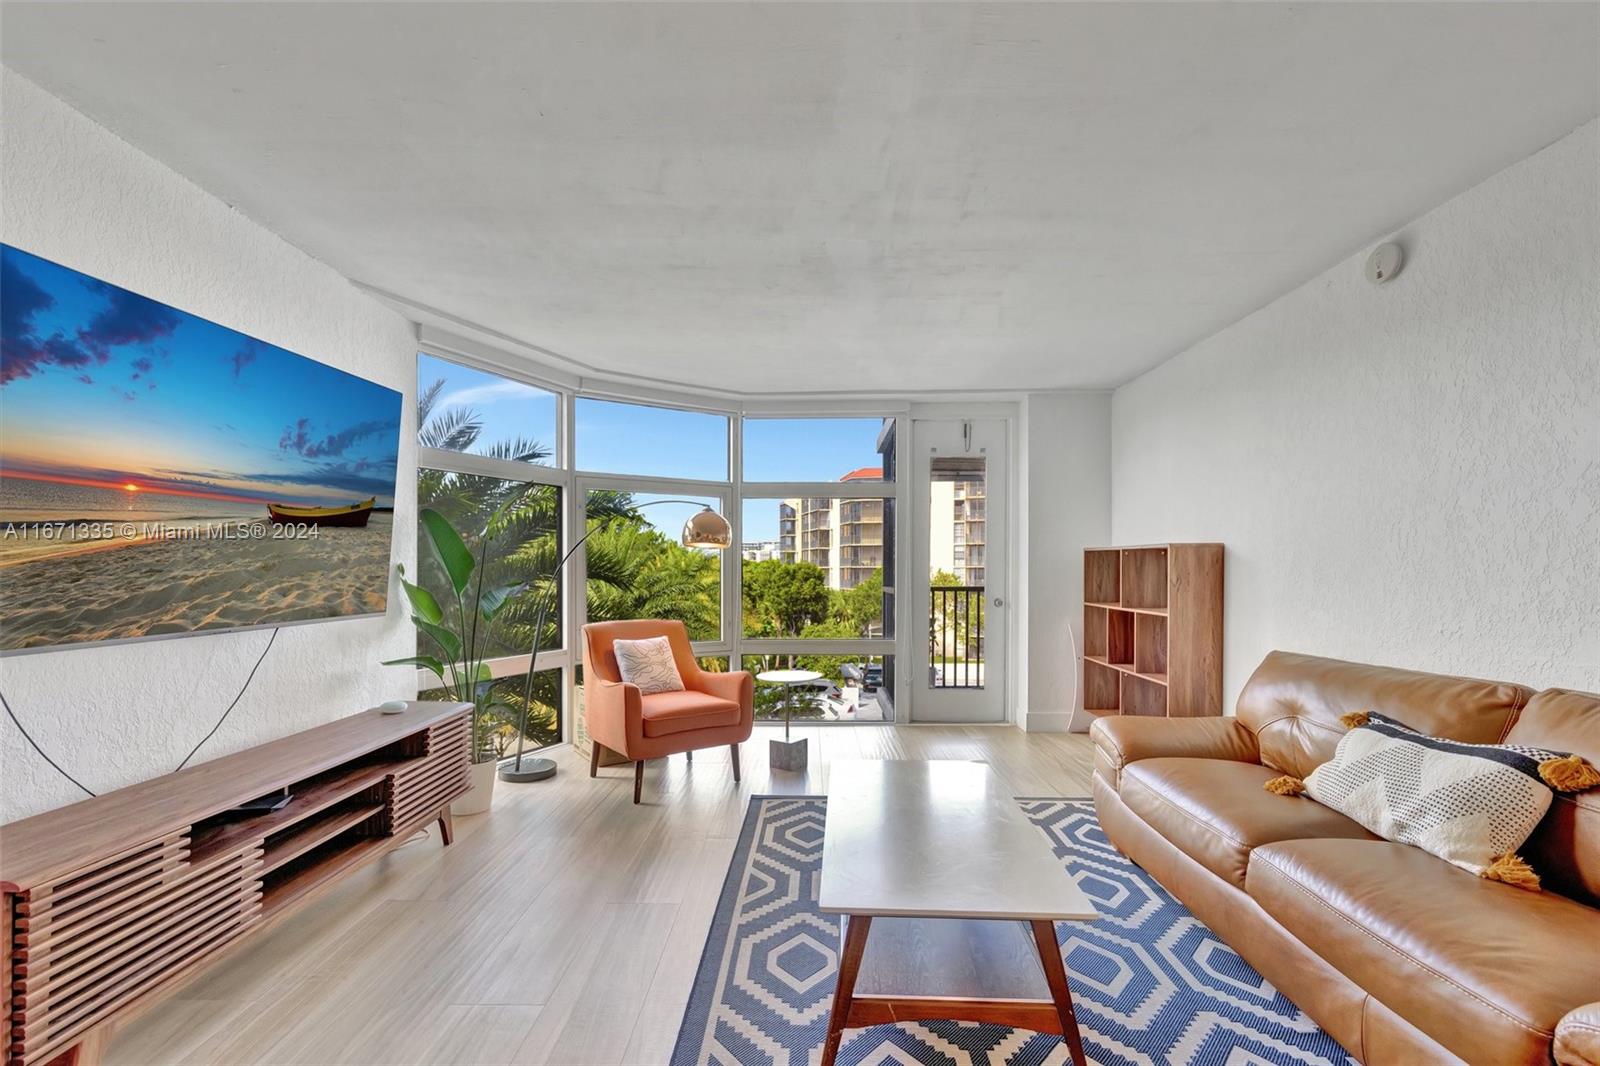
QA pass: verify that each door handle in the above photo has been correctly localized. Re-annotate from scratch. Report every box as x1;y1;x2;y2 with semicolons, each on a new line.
992;597;1004;607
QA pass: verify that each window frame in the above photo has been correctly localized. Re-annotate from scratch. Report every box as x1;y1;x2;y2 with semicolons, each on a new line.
739;414;896;485
415;337;912;737
736;423;903;712
414;347;576;748
574;395;733;483
575;474;735;657
417;350;564;470
736;489;898;650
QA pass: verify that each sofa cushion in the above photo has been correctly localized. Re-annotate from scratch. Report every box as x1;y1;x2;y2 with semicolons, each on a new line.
1119;758;1377;888
1235;651;1533;780
1247;838;1600;1065
1506;688;1600;905
639;690;741;737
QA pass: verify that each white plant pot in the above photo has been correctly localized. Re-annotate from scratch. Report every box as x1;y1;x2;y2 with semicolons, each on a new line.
452;759;498;816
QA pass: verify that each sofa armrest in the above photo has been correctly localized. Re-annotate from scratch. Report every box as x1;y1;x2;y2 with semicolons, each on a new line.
696;669;755;730
1557;1003;1600;1066
586;678;644;757
1090;715;1260;790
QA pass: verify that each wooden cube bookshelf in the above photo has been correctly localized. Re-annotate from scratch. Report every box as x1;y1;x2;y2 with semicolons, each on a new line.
1083;543;1223;718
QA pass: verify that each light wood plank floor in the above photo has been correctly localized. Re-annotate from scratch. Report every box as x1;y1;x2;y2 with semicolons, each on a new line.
105;723;1095;1066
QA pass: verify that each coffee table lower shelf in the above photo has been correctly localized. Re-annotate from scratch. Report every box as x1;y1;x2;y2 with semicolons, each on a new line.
820;914;1089;1066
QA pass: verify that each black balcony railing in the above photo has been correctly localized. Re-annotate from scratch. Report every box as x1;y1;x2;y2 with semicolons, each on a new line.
929;585;985;689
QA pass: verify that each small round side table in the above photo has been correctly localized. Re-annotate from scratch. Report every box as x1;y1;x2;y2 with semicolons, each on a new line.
757;669;822;771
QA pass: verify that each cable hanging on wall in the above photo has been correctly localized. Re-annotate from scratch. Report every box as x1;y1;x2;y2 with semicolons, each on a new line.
1;687;96;798
0;626;281;798
174;626;280;771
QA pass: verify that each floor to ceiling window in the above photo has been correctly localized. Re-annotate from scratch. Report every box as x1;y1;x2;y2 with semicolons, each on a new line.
740;417;898;722
573;396;732;648
413;353;566;751
415;349;906;748
581;490;725;642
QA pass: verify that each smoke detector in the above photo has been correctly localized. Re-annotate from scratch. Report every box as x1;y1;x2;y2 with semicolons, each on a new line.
1365;243;1404;284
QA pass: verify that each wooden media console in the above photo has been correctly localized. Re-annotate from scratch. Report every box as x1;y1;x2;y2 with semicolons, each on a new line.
1;701;472;1066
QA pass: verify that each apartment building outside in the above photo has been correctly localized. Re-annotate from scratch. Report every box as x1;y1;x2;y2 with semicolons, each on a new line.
781;468;884;590
929;469;987;586
772;441;984;594
741;540;781;563
776;502;798;563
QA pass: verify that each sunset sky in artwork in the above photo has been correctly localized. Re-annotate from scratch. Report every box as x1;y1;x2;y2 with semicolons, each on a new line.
1;244;401;509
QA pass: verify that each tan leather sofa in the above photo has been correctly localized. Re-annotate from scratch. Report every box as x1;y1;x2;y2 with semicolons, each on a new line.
1091;651;1600;1066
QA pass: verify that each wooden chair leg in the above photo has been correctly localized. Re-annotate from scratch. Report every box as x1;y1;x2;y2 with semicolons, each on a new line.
437;806;454;846
730;743;741;783
634;760;645;804
589;742;601;778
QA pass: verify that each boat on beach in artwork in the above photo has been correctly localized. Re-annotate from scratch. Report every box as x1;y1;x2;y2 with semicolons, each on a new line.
267;496;376;527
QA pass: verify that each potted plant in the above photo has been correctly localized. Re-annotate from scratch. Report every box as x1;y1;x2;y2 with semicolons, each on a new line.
384;507;526;815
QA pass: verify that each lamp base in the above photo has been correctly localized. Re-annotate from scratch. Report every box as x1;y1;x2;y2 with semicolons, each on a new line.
498;756;558;783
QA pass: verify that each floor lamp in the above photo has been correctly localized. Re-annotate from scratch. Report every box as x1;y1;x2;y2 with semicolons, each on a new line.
499;500;732;783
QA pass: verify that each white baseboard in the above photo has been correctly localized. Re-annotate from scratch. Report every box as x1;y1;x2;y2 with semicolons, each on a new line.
1018;708;1076;733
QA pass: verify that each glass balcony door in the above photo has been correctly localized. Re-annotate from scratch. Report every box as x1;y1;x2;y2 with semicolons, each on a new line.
910;418;1008;722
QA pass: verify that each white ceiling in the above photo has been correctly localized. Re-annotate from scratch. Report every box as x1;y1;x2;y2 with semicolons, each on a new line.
3;3;1596;395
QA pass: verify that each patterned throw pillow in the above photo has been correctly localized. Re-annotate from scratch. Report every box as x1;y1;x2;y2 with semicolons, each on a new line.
1263;712;1599;891
612;636;685;695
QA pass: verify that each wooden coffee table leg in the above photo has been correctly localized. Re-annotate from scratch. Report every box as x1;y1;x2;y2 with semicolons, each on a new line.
821;913;872;1066
1031;919;1089;1066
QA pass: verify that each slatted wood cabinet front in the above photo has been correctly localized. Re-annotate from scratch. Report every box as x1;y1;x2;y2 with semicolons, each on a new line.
2;702;471;1066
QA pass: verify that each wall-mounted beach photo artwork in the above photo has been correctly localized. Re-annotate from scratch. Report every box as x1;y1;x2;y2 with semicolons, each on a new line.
0;243;403;653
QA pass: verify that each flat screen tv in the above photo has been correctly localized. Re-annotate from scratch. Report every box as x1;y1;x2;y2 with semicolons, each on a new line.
0;243;402;654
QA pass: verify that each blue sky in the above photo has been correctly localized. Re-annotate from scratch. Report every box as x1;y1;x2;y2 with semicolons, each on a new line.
418;354;888;540
2;244;402;508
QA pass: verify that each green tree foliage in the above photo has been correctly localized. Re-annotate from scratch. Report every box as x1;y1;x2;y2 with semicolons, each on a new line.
568;517;720;640
741;567;888;721
741;559;831;637
416;380;552;510
839;568;884;635
793;618;861;682
929;567;983;660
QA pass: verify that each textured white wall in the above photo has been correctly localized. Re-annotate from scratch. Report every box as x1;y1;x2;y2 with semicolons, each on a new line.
0;70;419;819
1112;119;1599;710
1017;392;1111;731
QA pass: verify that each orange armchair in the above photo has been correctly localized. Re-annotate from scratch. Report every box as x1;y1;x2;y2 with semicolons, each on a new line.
582;619;754;803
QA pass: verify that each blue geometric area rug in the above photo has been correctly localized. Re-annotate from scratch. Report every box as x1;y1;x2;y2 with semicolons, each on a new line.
671;797;1356;1066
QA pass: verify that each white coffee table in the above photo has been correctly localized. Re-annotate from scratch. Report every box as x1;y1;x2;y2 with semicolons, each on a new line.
818;759;1097;1066
757;669;821;771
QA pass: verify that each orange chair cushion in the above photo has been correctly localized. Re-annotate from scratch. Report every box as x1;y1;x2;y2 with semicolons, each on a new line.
640;690;742;738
